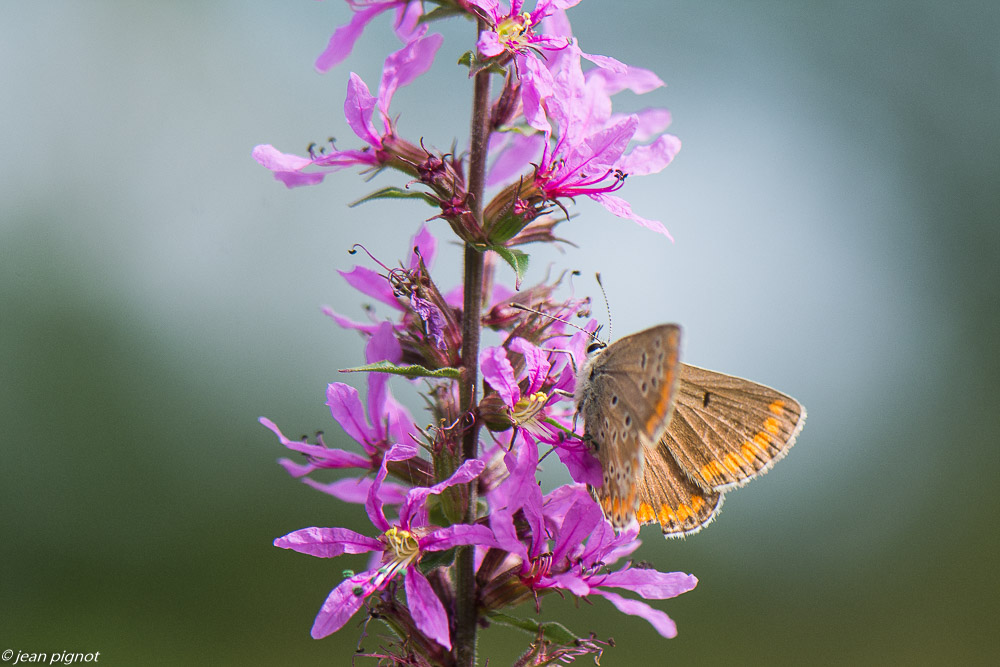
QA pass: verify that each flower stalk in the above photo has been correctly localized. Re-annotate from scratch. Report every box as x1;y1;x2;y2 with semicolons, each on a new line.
454;20;494;664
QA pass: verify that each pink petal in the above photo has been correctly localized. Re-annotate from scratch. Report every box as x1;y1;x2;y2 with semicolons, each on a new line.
580;51;628;74
488;509;529;563
419;524;499;552
251;144;327;189
597;569;698;600
409;223;437;269
520;54;555;132
274;526;382;558
627;108;673;142
617;133;681;176
477;31;504;57
366;443;419;531
509;337;551;394
338;265;402;310
301;476;408;506
277;457;316;478
400;458;485;527
587;65;664;95
260;417;371;468
393;1;426;43
325;383;376;452
310;572;379;639
378;34;444;121
345;73;381;147
587;192;673;240
405;568;451;649
486;133;545;186
592;590;679;639
551;496;602;563
581;116;637;169
553;437;603;487
315;4;386;73
321;306;387;334
480;346;519;406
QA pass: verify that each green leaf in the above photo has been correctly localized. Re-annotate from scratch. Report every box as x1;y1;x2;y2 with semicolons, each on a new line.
488;211;528;245
487;611;582;645
489;246;530;289
350;186;437;208
457;51;476;69
339;360;461;380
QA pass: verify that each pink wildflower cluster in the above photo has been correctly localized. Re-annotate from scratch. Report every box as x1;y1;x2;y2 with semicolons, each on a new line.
255;2;692;663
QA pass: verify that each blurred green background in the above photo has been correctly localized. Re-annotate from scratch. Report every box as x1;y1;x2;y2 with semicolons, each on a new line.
3;1;998;664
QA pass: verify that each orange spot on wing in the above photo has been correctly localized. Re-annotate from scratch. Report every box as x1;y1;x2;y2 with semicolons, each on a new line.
690;495;705;511
657;503;677;526
637;502;655;522
764;417;780;434
723;452;746;474
701;461;726;485
768;400;786;415
675;503;692;521
753;432;772;448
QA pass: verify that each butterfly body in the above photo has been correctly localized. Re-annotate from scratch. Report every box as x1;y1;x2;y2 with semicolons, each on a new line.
576;325;806;537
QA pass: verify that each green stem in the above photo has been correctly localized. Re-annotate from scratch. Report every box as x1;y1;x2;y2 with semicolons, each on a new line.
454;21;493;667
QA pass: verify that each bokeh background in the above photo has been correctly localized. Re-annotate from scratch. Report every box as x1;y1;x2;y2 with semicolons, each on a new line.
3;1;998;664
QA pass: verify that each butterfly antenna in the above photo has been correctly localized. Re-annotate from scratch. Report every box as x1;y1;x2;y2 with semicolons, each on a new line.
508;303;603;345
595;273;612;342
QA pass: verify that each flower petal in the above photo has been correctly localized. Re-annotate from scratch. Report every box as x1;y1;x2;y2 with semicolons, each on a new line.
405;567;451;649
480;346;519;407
378;34;444;122
274;526;382;558
315;4;386;73
260;417;371;469
596;569;698;600
345;73;381;148
367;443;420;531
338;265;402;310
409;223;437;270
302;476;407;506
400;458;486;527
419;524;499;552
592;590;680;639
321;306;389;334
587;192;672;240
617;133;681;176
310;571;380;639
325;383;376;452
551;495;603;563
509;337;551;394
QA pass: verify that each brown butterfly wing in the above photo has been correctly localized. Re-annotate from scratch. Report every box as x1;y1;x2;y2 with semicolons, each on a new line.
636;441;724;537
663;363;806;492
577;325;682;529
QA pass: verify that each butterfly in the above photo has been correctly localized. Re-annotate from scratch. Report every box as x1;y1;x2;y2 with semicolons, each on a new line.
574;324;806;537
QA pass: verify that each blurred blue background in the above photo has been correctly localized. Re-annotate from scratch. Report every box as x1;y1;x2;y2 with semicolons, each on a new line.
2;1;998;664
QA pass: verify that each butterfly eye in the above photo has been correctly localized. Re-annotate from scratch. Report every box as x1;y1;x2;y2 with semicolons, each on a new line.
586;341;606;355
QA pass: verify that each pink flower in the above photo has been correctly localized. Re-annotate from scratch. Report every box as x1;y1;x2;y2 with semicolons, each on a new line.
253;33;442;188
260;321;420;503
490;484;698;638
480;336;601;487
275;444;497;643
533;43;681;237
